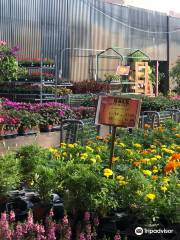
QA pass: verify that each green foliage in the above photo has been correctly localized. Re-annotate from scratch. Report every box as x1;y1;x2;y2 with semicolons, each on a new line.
104;73;121;83
34;165;56;204
0;42;20;82
16;145;50;185
141;96;180;111
148;65;165;88
7;109;42;129
56;161;119;215
170;59;180;94
0;153;20;195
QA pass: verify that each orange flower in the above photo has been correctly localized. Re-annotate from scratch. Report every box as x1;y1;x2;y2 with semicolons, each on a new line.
96;136;103;140
141;149;152;154
164;161;180;173
152;176;158;181
144;124;151;129
133;161;141;166
141;159;148;163
170;153;180;161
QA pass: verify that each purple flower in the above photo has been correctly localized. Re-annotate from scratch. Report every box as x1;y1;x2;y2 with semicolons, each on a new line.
10;45;20;55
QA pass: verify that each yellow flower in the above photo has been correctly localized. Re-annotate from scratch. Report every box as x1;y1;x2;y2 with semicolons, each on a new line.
161;186;168;192
103;168;113;178
62;152;67;157
161;145;167;148
90;158;96;164
156;155;161;159
68;144;74;148
118;180;128;185
112;156;119;162
162;177;170;184
133;143;142;148
177;183;180;187
150;145;156;149
118;143;126;148
152;169;158;174
143;170;152;176
170;144;177;150
116;175;124;180
162;149;174;154
150;157;157;161
146;193;156;201
86;146;94;152
80;153;88;160
126;149;133;155
49;147;58;153
60;143;66;147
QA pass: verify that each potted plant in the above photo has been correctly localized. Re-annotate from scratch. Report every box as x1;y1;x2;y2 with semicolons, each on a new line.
0;112;20;138
33;164;57;221
0;153;20;204
0;41;20;82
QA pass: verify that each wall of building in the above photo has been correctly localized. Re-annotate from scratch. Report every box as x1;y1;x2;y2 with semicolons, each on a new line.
0;0;180;83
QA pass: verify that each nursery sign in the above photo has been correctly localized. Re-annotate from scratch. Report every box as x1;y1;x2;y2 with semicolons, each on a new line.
116;65;130;75
96;96;141;168
95;96;141;128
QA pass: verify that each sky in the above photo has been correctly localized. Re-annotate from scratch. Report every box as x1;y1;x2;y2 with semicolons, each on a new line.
127;0;180;14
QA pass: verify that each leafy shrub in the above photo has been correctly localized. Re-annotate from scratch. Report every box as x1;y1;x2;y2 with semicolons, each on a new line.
0;153;20;195
16;145;50;186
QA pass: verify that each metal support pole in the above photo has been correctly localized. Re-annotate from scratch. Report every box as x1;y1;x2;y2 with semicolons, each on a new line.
55;55;58;102
40;55;43;104
95;54;98;81
109;126;117;169
155;61;159;97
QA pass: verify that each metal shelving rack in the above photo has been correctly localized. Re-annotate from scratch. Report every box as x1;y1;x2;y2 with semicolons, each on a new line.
0;58;67;103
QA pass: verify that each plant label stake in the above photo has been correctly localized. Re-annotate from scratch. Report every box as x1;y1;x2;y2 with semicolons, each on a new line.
95;96;141;169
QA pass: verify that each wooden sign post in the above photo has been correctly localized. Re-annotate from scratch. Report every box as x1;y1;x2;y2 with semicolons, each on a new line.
95;96;141;168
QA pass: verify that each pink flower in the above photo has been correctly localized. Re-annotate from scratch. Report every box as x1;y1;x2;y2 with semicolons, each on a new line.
49;209;54;217
15;224;23;240
62;215;69;225
0;40;6;46
93;216;99;227
9;211;15;222
85;223;91;234
114;231;121;240
1;212;7;221
79;232;86;240
84;211;90;221
47;221;56;240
